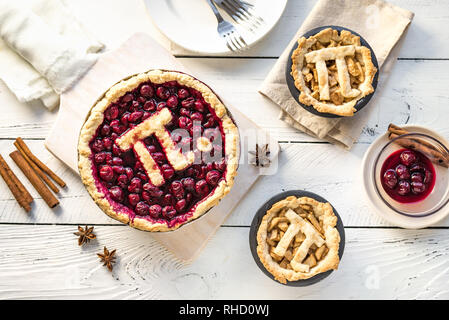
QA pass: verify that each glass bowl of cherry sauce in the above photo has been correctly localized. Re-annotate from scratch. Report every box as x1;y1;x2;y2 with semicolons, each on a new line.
374;133;449;217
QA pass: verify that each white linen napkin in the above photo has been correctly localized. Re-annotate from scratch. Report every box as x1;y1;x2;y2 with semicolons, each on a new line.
0;0;104;110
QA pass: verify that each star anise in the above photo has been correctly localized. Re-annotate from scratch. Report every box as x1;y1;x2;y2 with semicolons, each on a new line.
74;225;96;246
249;143;271;167
97;246;117;272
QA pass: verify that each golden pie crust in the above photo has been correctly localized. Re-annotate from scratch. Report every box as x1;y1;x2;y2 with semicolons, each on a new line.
256;196;340;284
291;28;377;117
78;70;239;232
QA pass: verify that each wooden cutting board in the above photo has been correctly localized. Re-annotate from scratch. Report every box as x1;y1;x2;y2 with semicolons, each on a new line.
45;33;279;261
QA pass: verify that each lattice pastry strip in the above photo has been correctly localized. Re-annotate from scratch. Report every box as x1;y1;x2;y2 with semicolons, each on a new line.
272;209;326;273
290;27;377;117
305;45;360;100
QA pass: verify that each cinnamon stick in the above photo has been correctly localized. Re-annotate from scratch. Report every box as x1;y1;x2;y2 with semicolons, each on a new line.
10;151;59;208
0;154;32;212
14;141;59;193
387;123;445;154
15;137;66;188
389;132;449;168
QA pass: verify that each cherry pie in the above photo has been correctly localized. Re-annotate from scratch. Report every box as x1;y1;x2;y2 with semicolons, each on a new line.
78;70;239;232
291;28;377;116
257;196;340;284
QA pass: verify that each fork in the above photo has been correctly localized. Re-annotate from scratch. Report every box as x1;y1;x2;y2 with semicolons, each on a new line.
205;0;247;52
214;0;264;32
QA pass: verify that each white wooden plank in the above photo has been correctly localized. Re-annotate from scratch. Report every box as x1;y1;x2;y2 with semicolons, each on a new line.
138;0;449;59
1;140;448;227
0;225;447;299
1;59;449;143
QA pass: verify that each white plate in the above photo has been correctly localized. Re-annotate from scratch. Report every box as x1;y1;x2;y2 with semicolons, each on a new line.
144;0;287;54
361;125;449;229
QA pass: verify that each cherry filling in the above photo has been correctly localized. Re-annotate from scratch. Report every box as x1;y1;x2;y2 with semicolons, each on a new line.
89;80;228;225
381;148;436;203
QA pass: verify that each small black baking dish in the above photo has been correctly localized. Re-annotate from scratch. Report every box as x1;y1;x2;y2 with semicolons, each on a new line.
249;190;345;286
285;25;379;118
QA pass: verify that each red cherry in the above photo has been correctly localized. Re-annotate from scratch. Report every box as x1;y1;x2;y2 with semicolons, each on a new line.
162;206;177;219
170;180;185;200
411;172;423;183
91;139;104;153
140;84;154;97
206;170;221;186
143;183;163;198
112;165;124;175
195;179;209;196
127;177;142;193
122;93;134;103
397;180;411;196
143;100;157;111
109;186;124;202
175;199;187;212
156;86;170;100
194;100;205;112
117;174;128;188
105;105;119;120
152;152;165;164
135;201;150;216
147;144;157;153
165;80;178;88
100;124;111;136
124;167;134;180
104;153;113;165
178;88;190;99
137;172;148;182
395;164;410;180
128;193;140;206
178;116;193;130
171;131;183;143
120;112;130;126
129;111;143;122
383;169;398;189
191;112;203;122
112;144;122;156
399;150;417;166
141;191;151;202
411;181;426;194
103;137;113;150
181;97;195;108
111;123;126;134
167;96;179;108
182;177;195;192
149;204;162;218
203;116;216;128
161;164;175;180
137;96;146;104
94;152;107;164
130;100;140;112
214;159;226;172
99;165;114;182
112;157;123;166
163;193;175;206
410;163;425;173
179;108;191;117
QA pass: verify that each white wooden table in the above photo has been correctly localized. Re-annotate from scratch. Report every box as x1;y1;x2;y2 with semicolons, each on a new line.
0;0;448;299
